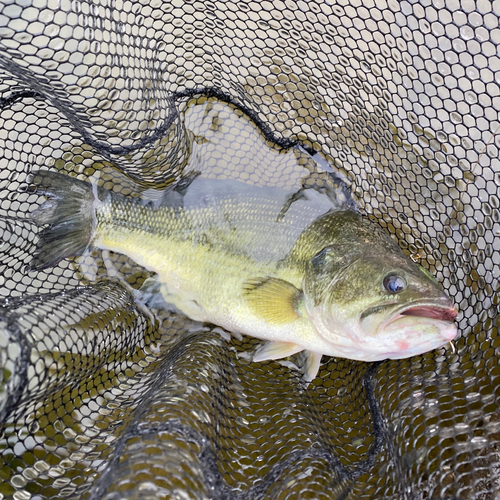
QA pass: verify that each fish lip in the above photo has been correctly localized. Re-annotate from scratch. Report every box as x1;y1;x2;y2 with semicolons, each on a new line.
376;299;458;335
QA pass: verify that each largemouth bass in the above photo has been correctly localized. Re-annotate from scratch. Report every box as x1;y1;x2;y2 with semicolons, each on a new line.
28;170;457;380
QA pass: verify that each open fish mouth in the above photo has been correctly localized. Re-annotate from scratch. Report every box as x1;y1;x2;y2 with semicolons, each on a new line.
399;304;458;322
378;301;458;339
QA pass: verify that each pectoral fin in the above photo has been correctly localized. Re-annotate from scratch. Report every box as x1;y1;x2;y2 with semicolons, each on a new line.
243;277;302;325
303;350;323;382
253;341;303;362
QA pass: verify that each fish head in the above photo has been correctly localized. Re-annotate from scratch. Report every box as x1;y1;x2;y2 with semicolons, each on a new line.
303;241;458;361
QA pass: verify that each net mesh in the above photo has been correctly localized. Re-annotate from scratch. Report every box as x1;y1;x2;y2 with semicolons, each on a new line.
0;0;499;498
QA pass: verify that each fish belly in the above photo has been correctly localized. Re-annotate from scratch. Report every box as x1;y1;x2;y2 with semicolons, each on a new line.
94;224;281;334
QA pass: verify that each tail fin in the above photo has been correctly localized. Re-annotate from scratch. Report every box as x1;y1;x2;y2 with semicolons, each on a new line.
28;170;97;271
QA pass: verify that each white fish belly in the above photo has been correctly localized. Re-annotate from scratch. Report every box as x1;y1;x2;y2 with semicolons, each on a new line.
94;226;282;332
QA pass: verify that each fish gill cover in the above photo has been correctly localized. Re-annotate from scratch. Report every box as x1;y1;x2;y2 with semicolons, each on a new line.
0;1;498;499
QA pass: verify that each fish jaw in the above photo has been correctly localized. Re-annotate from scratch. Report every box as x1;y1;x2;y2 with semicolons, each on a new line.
357;299;458;360
375;315;458;359
305;299;458;362
376;300;457;338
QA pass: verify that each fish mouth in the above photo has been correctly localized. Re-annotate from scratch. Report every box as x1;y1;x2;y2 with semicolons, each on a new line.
400;304;457;321
377;300;458;338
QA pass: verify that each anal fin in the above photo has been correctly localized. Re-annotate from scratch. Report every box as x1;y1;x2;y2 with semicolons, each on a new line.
253;341;303;362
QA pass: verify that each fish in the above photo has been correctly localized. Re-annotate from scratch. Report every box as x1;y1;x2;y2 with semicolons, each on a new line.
26;170;458;381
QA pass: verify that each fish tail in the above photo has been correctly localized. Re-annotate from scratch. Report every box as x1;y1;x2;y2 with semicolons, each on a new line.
28;170;98;271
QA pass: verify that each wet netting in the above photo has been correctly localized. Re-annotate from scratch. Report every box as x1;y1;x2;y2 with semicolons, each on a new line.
0;0;499;498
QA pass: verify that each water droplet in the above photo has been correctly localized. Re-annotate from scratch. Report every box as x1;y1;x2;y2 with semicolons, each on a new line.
465;92;478;104
460;26;475;40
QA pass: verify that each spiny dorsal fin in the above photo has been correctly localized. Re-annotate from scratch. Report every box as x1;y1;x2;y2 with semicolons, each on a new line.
253;341;303;362
243;277;302;325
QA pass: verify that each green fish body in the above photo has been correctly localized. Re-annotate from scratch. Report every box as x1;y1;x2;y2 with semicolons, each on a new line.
29;170;457;380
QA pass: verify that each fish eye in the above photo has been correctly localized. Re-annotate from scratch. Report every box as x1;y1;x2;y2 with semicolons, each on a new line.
383;274;407;294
